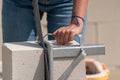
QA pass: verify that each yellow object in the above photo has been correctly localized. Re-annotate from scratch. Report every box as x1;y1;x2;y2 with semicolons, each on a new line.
85;59;110;80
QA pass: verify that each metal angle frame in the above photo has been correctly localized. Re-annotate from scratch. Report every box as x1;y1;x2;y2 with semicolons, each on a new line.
53;44;105;58
45;40;105;80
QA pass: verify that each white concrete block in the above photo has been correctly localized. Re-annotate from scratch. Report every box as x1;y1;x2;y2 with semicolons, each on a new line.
2;41;44;80
2;41;86;80
54;58;86;80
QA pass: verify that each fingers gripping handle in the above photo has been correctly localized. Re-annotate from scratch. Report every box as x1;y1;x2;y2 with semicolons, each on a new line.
43;33;83;45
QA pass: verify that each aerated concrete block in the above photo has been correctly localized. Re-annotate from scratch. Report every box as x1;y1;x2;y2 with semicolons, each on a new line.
2;41;44;80
53;58;86;80
2;41;86;80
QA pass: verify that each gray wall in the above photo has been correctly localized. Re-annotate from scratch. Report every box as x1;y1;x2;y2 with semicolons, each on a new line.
85;0;120;67
84;0;120;80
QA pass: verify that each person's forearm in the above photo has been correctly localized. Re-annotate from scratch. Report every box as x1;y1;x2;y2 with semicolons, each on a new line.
71;0;88;25
53;0;88;44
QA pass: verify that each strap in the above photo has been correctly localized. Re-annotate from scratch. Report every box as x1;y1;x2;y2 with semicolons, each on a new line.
32;0;44;47
32;0;50;80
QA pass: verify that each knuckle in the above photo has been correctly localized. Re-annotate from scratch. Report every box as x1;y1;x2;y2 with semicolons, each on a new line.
61;30;65;34
66;30;70;34
70;30;75;33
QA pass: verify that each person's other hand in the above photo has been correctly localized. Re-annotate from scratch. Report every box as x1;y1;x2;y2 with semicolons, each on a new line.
53;23;83;45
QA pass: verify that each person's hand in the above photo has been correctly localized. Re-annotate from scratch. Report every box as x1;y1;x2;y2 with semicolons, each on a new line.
53;23;83;45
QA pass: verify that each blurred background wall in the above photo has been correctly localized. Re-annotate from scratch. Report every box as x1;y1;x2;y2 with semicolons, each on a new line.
0;0;120;80
85;0;120;80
